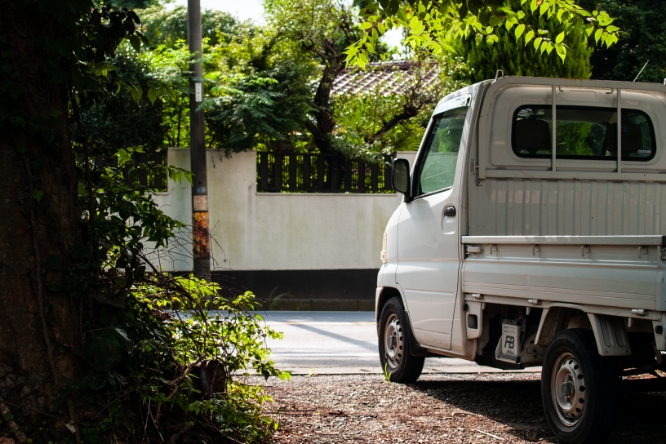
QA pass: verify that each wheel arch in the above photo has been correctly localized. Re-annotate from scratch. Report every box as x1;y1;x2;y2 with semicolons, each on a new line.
376;286;433;357
376;286;404;326
535;306;631;357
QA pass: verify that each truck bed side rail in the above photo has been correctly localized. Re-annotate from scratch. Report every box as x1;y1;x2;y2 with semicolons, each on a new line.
462;235;666;246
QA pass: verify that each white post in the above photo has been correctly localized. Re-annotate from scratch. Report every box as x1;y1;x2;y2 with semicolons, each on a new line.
552;85;557;172
617;88;622;174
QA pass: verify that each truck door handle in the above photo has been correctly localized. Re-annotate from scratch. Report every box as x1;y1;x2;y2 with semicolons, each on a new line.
444;206;456;217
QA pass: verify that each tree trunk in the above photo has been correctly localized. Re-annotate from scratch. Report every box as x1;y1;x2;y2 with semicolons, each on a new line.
307;40;345;154
0;0;83;424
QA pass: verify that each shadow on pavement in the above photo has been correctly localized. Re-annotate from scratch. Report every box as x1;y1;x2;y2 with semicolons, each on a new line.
409;378;666;443
289;322;378;353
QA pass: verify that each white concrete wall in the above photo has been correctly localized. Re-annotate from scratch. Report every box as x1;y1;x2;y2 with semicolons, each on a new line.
149;149;193;272
147;149;417;272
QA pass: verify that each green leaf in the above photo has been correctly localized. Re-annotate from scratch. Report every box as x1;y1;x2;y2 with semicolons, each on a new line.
359;22;373;30
530;0;538;13
539;2;548;17
594;28;603;43
129;35;141;52
555;43;567;62
32;190;44;202
524;30;535;44
409;16;425;35
555;31;565;44
147;86;159;105
534;36;543;50
515;24;525;39
124;83;143;104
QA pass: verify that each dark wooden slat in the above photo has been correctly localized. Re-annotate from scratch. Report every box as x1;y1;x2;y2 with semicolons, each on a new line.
383;155;392;191
317;155;325;192
288;153;297;191
358;161;365;193
330;156;340;192
370;162;379;192
274;153;283;192
259;153;269;191
344;158;352;192
303;154;311;191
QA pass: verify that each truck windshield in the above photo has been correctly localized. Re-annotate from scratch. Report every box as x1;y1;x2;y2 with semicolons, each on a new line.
417;108;467;195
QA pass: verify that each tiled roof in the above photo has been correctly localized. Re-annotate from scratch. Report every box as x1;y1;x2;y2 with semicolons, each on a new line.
331;61;439;97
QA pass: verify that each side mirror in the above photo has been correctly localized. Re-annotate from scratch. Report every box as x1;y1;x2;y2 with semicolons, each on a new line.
392;158;410;196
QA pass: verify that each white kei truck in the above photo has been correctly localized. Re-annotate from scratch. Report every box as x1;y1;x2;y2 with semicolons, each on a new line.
376;75;666;444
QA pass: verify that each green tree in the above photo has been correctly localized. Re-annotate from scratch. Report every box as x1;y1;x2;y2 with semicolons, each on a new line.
107;0;157;9
142;41;193;147
333;55;472;158
264;0;442;159
140;4;239;48
458;0;592;81
589;0;666;82
78;43;168;152
0;2;285;441
201;25;314;153
347;0;619;68
265;0;365;154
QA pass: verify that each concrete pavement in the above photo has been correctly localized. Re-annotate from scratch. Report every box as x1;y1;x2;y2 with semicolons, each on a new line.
257;311;541;375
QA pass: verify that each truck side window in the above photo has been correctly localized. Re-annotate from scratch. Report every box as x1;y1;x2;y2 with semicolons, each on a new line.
512;105;656;161
416;108;467;196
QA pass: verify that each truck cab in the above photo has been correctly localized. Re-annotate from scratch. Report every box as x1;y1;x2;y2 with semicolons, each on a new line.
376;76;666;444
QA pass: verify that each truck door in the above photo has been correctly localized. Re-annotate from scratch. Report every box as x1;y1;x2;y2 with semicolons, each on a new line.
396;107;467;350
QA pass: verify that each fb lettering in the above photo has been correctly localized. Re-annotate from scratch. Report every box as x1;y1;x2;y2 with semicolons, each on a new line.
504;335;515;350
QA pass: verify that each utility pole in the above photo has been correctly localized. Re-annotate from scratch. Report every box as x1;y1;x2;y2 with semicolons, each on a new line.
188;0;210;280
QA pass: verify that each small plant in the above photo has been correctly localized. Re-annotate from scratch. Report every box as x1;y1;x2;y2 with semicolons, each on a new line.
383;363;392;382
75;273;290;443
266;288;295;311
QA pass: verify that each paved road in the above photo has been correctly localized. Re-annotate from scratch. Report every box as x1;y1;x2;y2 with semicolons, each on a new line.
258;311;540;375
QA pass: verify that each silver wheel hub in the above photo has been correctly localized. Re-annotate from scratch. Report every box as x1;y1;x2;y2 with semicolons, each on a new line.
384;314;403;368
551;352;586;426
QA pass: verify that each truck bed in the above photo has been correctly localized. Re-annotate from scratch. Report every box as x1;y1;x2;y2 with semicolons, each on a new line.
461;235;666;318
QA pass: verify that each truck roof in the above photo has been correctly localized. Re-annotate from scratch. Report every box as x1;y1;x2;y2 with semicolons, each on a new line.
434;76;666;117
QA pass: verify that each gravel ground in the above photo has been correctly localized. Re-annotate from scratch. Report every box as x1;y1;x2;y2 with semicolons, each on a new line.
247;372;666;444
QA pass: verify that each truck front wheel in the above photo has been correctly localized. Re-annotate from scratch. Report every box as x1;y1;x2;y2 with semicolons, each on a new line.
378;297;424;383
541;329;618;444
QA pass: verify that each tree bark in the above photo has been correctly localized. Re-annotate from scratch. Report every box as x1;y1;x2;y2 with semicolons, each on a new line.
306;39;345;154
0;0;83;422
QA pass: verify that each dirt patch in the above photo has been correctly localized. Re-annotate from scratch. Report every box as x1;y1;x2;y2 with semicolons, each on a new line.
246;373;666;443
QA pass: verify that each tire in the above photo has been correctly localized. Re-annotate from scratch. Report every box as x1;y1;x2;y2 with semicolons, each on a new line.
541;329;619;444
378;297;424;383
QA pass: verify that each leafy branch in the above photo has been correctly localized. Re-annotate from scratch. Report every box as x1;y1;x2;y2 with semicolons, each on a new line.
345;0;620;67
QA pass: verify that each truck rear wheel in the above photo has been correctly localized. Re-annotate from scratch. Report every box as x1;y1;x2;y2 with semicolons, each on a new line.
541;329;618;444
378;297;424;383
